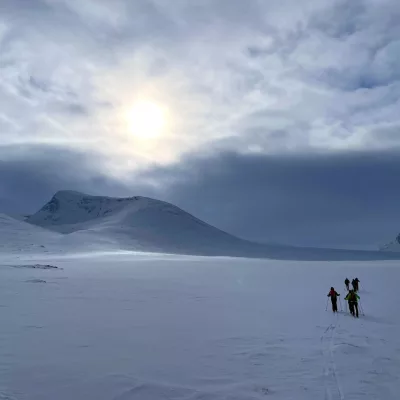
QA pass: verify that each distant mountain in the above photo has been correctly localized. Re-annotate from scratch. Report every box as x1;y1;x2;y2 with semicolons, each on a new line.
26;190;250;254
380;234;400;252
23;190;400;261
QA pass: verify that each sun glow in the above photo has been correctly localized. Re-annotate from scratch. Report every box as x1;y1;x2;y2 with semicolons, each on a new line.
126;101;167;139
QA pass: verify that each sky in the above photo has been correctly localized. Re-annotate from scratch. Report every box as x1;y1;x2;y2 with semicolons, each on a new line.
1;0;400;249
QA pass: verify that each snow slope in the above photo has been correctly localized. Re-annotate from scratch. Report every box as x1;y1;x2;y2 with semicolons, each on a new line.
380;234;400;252
25;190;400;261
1;253;400;400
27;190;248;255
0;213;61;255
0;213;117;258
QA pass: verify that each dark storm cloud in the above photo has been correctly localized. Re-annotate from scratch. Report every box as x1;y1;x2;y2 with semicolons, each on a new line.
0;145;137;214
137;150;400;249
1;145;400;249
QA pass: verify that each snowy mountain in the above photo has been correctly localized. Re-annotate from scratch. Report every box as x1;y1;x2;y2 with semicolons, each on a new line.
22;190;400;260
26;190;249;254
380;234;400;252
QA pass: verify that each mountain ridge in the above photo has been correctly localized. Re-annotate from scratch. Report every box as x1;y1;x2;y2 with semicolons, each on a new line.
27;190;238;238
20;190;400;261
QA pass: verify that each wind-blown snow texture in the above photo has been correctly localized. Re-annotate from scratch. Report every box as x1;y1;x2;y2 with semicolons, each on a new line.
21;190;400;261
1;253;399;400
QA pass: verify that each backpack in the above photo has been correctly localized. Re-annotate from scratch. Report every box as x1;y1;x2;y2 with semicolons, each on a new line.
349;292;357;302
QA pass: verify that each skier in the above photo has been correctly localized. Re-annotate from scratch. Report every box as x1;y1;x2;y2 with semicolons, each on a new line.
344;278;350;290
345;289;360;317
351;278;357;292
327;287;340;313
354;278;360;292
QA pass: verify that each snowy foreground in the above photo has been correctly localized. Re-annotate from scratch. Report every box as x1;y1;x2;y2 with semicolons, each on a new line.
1;253;400;400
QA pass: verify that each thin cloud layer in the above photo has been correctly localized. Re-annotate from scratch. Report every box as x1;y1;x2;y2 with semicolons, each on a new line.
1;0;400;168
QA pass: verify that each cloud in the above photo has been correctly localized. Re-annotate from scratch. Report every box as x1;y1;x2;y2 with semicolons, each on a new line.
1;143;400;249
0;144;143;214
1;0;400;173
137;149;400;249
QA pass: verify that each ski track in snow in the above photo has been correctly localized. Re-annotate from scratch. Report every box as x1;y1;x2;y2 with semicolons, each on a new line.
321;313;344;400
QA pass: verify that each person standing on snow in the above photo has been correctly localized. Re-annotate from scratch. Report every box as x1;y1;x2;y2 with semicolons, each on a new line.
351;278;357;291
354;278;360;292
327;287;340;313
345;290;360;317
344;278;350;291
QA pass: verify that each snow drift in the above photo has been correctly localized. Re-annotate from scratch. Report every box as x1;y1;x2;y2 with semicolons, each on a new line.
21;190;400;260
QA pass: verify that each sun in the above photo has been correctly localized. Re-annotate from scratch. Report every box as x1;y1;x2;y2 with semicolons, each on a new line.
126;101;166;139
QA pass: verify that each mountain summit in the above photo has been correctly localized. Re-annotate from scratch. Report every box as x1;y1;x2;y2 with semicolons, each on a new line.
23;190;400;260
27;190;247;255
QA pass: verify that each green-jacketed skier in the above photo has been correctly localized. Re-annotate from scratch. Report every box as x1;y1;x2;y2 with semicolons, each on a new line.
345;290;360;318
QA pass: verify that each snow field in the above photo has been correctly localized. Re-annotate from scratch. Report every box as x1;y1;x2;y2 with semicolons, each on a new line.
1;254;399;399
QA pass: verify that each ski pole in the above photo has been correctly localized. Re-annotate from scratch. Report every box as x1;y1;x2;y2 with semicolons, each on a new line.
325;298;329;311
359;301;365;316
339;297;343;312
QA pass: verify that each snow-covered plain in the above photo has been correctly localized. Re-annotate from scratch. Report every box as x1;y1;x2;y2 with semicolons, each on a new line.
1;252;399;400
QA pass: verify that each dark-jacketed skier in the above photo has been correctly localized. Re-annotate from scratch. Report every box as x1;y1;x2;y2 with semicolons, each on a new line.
345;278;350;291
345;290;360;317
327;287;340;313
351;278;360;292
